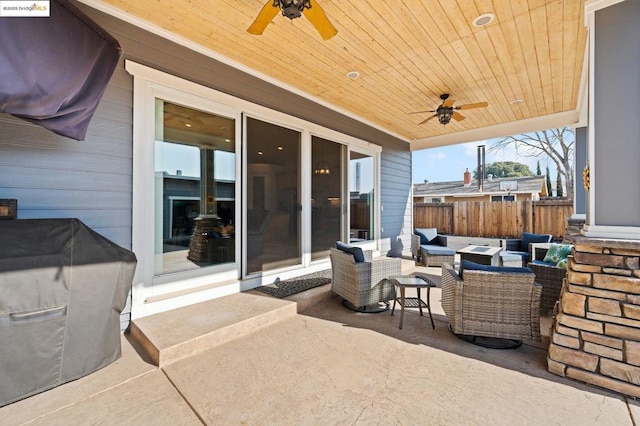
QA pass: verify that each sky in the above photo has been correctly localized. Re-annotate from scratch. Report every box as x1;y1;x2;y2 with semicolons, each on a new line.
412;138;559;184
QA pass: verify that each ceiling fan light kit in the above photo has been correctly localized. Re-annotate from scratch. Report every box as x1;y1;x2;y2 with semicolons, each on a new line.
247;0;338;40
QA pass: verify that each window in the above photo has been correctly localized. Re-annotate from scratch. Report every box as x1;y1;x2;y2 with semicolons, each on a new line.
491;195;516;202
154;101;236;276
349;150;375;242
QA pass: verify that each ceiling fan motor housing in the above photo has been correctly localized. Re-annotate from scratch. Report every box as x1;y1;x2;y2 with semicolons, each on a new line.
277;0;310;19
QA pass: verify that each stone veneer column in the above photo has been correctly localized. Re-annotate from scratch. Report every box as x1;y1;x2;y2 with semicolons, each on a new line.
548;236;640;397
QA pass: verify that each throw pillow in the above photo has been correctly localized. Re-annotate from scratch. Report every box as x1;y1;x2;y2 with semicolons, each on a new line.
414;228;438;245
335;241;365;263
556;258;568;269
543;243;573;266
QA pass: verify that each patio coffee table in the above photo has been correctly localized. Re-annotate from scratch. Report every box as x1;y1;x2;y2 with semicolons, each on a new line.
390;275;436;329
457;245;502;266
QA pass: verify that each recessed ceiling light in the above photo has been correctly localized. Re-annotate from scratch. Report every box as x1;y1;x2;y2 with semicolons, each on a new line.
510;99;524;105
277;146;283;151
184;123;192;128
346;71;360;79
258;151;263;155
225;139;231;143
473;13;495;27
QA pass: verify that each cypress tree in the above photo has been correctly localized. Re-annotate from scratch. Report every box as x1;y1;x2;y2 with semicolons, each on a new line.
546;166;553;196
536;160;542;176
556;169;563;197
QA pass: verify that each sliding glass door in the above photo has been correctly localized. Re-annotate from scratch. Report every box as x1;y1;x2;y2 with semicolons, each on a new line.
311;136;343;260
246;117;301;274
349;150;375;243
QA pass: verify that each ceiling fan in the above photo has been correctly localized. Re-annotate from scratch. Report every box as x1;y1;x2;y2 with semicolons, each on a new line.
247;0;338;40
410;94;488;125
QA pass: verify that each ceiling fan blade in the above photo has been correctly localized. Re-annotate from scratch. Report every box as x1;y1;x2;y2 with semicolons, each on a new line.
452;111;466;121
456;101;489;110
418;115;437;125
408;110;436;115
247;1;280;35
442;98;456;107
303;0;338;40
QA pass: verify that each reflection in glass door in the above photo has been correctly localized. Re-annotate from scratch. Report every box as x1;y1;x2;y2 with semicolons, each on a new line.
154;100;236;276
311;136;343;260
246;117;301;274
349;151;375;243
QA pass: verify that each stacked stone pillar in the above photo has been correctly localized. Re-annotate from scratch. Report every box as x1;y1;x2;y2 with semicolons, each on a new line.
548;236;640;397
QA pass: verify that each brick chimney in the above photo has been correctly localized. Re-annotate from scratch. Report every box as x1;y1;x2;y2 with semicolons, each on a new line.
463;168;471;186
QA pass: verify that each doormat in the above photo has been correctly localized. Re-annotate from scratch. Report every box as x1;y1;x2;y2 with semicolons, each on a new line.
254;277;331;298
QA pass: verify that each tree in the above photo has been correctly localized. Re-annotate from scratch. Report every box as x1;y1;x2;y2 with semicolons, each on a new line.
556;169;564;197
472;161;533;180
536;160;542;176
546;166;553;196
489;127;574;198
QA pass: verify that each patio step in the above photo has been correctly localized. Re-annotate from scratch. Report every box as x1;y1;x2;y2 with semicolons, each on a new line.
128;292;299;366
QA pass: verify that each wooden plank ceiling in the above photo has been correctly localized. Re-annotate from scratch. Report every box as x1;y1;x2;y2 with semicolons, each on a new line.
98;0;587;147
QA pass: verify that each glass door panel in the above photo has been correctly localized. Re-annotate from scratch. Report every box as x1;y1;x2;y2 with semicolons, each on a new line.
154;100;236;276
349;151;375;243
311;136;343;260
246;117;301;274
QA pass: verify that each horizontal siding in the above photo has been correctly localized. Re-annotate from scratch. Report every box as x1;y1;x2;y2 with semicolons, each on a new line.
380;147;412;256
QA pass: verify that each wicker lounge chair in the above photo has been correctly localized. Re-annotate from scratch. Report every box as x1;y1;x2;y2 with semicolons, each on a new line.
330;247;400;312
527;243;572;316
499;232;552;266
441;262;542;348
410;228;455;267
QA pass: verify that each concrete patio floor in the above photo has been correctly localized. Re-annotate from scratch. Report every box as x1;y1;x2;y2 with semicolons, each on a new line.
2;258;639;425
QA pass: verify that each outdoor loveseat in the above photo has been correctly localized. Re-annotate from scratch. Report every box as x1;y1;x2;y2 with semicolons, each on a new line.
330;244;400;312
411;228;455;267
441;261;542;348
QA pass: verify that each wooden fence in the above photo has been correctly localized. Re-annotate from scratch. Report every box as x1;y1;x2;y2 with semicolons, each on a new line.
413;199;573;239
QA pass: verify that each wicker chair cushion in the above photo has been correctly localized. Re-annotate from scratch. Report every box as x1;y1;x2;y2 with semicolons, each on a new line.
542;243;573;265
335;241;365;263
421;245;455;255
460;259;533;279
520;232;552;252
499;250;529;261
414;228;438;244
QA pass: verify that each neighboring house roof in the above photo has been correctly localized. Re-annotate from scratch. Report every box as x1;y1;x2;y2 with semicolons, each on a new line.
413;176;547;198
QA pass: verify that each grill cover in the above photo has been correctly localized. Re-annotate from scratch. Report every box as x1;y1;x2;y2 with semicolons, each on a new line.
0;0;122;140
0;219;136;407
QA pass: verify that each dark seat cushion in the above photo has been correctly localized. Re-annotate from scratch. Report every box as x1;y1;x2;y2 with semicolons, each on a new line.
414;228;438;245
520;232;552;252
460;259;533;278
336;241;365;263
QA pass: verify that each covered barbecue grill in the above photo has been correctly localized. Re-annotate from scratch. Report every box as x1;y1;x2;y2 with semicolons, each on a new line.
0;219;136;407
